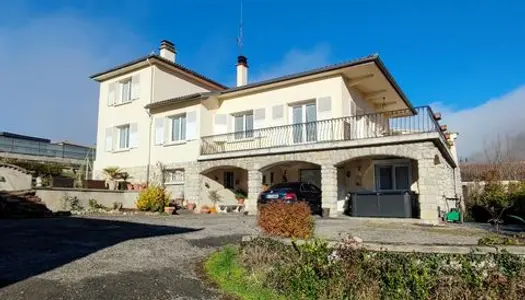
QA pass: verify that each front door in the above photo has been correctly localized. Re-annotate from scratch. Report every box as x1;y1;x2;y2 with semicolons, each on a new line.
292;103;317;143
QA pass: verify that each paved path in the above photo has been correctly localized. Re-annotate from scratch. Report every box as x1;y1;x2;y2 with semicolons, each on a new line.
0;214;494;300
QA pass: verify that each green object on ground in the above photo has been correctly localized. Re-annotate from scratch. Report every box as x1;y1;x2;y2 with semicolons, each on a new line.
446;208;461;222
205;246;285;300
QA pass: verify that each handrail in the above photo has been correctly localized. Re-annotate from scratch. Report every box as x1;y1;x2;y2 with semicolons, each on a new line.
201;106;446;155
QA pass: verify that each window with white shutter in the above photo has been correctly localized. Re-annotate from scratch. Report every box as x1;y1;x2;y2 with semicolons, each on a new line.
170;114;186;142
154;118;164;145
186;111;197;140
129;123;138;148
105;127;113;151
253;108;265;129
120;79;132;103
107;83;115;106
117;125;130;149
233;111;253;139
214;114;227;135
131;74;140;100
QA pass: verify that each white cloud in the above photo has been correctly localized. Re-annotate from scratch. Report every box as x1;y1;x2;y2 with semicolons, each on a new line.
0;10;144;145
252;44;331;82
431;85;525;158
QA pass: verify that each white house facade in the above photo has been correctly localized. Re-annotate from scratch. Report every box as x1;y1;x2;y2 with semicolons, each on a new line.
91;40;462;223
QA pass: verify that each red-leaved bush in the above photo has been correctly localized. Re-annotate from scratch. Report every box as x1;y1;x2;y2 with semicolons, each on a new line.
257;201;314;239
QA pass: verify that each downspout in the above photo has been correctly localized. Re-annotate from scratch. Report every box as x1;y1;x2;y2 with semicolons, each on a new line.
145;58;155;185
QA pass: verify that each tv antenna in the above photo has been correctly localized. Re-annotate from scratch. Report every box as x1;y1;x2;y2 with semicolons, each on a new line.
237;0;244;55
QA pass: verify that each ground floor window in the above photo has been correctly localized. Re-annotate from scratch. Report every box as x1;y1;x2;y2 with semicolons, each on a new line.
224;171;235;189
166;169;184;184
374;161;410;191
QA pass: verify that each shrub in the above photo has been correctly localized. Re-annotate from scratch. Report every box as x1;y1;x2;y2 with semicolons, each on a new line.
258;201;314;239
235;238;525;300
136;185;170;212
88;199;107;210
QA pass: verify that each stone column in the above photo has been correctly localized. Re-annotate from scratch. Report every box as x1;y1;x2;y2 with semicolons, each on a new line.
183;163;201;205
247;170;263;215
417;158;440;224
321;164;338;217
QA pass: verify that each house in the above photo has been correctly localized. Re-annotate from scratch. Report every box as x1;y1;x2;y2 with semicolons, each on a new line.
91;40;461;222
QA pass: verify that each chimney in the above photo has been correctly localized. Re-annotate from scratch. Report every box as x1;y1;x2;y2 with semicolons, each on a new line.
236;55;248;86
159;40;176;62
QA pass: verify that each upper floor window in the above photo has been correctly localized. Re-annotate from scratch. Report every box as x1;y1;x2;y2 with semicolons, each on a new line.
107;74;140;106
117;124;130;149
233;112;253;139
120;78;132;103
171;114;187;142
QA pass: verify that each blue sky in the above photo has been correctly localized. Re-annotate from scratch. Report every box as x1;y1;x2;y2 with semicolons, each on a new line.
0;0;524;156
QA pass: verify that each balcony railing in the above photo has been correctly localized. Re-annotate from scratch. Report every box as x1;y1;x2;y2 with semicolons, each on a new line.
201;106;446;155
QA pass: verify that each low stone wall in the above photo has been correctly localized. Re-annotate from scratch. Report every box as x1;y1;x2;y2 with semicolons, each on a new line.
35;187;139;212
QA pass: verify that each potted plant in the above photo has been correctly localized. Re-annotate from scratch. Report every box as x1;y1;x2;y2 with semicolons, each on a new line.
208;190;221;213
120;172;133;190
234;189;247;205
103;167;122;190
164;206;175;215
200;205;211;214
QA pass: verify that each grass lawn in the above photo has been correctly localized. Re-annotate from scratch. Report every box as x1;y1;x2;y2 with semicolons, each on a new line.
204;246;285;300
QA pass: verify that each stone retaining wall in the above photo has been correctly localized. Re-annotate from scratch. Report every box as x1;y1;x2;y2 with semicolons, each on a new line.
35;188;139;211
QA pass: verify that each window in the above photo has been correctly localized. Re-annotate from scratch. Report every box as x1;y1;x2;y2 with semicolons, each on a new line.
224;171;235;189
291;103;317;143
374;162;410;191
170;114;187;141
117;125;130;149
166;169;184;184
233;112;253;139
120;79;132;103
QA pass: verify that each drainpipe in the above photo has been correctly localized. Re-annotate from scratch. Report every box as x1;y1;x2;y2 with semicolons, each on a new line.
145;58;155;185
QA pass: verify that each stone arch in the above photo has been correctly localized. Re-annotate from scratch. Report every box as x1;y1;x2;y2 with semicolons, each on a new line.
331;144;423;167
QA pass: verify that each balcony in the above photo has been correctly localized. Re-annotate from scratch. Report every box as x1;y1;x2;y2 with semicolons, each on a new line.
200;106;448;157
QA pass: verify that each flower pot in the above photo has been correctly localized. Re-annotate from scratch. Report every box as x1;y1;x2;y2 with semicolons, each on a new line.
187;203;196;211
164;207;175;215
127;183;134;190
209;206;217;214
107;180;117;190
200;206;210;214
237;198;246;205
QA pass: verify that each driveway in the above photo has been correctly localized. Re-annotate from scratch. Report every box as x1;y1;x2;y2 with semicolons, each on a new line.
0;214;490;300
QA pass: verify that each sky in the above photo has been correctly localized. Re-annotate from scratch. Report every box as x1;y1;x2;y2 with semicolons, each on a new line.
0;0;523;158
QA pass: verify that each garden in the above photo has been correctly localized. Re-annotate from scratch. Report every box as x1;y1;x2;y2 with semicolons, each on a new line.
205;201;525;300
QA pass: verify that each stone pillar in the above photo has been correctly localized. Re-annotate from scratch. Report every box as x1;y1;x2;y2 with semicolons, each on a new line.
321;164;338;217
184;163;201;205
417;158;440;224
247;169;263;215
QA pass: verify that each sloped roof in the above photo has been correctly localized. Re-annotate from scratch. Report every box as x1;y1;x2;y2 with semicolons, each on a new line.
90;54;228;90
145;92;219;110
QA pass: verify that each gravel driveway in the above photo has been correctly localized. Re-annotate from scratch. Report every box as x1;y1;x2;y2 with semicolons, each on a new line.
0;214;490;300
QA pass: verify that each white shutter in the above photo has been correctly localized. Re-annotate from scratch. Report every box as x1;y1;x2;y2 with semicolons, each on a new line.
317;96;332;120
105;127;113;151
253;108;265;129
131;74;140;100
164;117;171;143
214;114;227;134
114;82;121;104
107;83;115;106
186;111;197;140
129;123;138;148
154;118;164;145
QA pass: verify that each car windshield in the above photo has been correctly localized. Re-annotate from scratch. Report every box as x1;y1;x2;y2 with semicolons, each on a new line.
269;182;301;190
